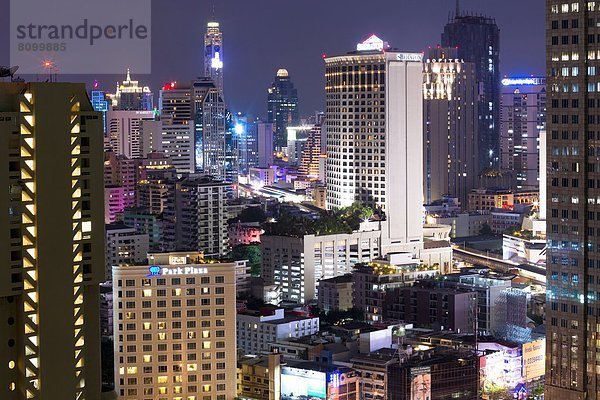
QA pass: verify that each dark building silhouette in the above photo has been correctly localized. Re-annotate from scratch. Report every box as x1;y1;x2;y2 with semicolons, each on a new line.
441;5;500;172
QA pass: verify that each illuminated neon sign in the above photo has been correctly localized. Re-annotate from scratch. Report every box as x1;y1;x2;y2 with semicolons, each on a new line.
357;35;387;51
396;53;424;62
148;266;208;276
501;78;543;86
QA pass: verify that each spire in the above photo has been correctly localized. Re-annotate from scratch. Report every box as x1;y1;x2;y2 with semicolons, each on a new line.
455;0;460;17
126;68;131;82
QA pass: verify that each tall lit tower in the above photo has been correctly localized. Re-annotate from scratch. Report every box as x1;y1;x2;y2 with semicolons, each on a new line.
109;69;153;111
423;47;479;206
0;82;104;399
204;21;224;96
545;2;598;398
324;35;424;245
267;69;300;150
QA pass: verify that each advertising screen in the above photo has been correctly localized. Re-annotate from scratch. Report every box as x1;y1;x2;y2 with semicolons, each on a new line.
410;366;431;400
281;366;326;400
522;338;545;380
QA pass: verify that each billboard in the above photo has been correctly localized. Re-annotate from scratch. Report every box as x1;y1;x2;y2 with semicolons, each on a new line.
522;338;545;380
281;366;326;400
410;366;431;400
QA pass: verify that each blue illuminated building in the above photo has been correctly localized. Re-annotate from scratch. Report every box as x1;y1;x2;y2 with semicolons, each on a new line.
236;114;259;175
90;89;109;133
224;110;239;184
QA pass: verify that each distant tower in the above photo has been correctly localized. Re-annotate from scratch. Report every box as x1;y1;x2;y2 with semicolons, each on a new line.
267;68;299;151
442;8;500;172
204;21;224;96
110;69;153;111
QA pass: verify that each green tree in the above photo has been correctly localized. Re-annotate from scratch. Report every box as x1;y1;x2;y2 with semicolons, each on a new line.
230;244;262;276
238;207;267;223
480;223;493;235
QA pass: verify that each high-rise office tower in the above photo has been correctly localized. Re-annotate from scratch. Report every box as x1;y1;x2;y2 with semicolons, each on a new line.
267;69;300;150
159;82;192;125
139;119;195;174
192;78;228;180
157;83;196;173
500;77;547;191
0;82;104;399
113;252;237;400
106;109;155;158
423;47;479;206
109;69;154;111
236;114;258;175
324;35;424;245
545;2;599;398
224;110;239;184
442;6;500;171
204;21;224;96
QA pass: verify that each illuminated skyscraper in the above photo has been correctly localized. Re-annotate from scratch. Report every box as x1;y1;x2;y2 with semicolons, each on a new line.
423;47;479;206
545;2;598;398
109;69;153;111
299;124;323;179
0;82;104;399
324;35;424;246
442;7;500;171
192;78;228;180
236;114;258;175
267;69;300;150
204;21;224;96
499;77;546;191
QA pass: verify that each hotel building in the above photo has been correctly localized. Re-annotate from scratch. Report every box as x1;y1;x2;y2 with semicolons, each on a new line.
324;35;424;248
113;252;237;400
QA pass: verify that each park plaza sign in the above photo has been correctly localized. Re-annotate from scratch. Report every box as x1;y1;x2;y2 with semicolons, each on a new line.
148;265;208;277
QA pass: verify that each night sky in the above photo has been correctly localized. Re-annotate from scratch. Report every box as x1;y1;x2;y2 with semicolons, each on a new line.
0;0;544;119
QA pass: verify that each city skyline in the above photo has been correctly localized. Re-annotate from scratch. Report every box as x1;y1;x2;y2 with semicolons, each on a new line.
0;0;544;118
0;1;556;399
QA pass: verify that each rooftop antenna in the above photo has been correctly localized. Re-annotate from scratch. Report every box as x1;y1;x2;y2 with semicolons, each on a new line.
211;1;215;21
455;0;460;18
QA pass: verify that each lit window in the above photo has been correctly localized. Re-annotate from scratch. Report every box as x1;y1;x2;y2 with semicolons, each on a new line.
82;221;92;232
